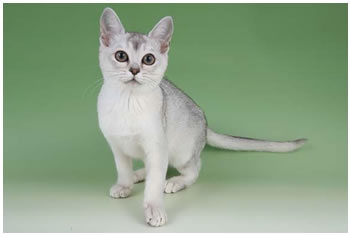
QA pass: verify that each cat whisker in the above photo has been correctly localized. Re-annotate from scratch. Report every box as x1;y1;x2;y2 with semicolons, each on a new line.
82;78;104;100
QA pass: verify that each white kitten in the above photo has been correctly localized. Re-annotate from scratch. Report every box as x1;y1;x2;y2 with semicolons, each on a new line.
97;8;307;227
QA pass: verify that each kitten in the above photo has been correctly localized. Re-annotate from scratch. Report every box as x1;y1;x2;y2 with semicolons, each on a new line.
97;8;307;227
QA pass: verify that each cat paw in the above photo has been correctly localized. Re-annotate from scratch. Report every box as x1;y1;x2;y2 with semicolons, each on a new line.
109;184;132;198
133;168;145;184
144;203;168;227
164;177;186;194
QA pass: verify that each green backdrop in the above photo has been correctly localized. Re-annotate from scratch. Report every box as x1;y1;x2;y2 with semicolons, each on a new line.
4;3;347;232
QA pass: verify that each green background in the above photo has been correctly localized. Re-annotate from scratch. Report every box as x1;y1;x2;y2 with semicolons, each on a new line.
4;3;347;232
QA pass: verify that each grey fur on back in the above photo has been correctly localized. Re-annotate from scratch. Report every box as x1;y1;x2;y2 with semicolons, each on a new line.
160;78;207;128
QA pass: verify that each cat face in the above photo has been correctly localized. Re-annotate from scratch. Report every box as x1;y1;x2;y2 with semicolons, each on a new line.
99;8;173;93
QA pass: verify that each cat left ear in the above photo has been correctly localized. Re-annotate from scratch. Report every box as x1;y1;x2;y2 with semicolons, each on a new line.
100;8;125;47
148;16;174;53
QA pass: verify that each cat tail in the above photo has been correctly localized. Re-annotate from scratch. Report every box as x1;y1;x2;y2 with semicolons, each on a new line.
206;128;307;152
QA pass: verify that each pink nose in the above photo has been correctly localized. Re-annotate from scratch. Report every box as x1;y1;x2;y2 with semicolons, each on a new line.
129;67;140;75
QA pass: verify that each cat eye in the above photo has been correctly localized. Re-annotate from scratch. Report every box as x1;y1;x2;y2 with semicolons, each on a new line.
142;54;156;65
115;51;129;62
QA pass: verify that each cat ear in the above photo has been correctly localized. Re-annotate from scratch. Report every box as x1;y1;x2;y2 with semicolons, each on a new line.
148;16;173;53
100;8;125;47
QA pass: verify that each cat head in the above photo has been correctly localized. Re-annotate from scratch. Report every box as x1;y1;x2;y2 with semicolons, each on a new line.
99;8;173;93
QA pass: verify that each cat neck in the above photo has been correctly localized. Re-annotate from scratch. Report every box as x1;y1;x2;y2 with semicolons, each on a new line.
99;78;163;114
103;78;161;96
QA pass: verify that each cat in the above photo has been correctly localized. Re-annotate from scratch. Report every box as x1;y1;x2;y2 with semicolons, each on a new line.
97;7;307;227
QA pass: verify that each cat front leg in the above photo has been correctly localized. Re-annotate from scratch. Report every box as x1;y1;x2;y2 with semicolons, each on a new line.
108;142;134;198
142;138;168;227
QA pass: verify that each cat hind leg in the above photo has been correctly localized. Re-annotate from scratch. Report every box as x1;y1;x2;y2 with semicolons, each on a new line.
164;157;201;194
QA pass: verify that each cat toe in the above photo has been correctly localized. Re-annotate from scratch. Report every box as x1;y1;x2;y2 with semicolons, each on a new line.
164;179;185;194
109;184;132;198
144;203;167;227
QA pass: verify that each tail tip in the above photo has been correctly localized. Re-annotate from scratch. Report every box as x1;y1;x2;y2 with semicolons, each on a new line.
295;138;308;147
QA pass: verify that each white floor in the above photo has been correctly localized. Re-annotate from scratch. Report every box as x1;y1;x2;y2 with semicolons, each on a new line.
4;180;347;232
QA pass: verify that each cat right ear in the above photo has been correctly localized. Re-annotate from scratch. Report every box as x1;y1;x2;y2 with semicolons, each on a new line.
100;8;125;47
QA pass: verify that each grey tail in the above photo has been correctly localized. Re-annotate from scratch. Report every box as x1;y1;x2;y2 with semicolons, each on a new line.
206;128;307;152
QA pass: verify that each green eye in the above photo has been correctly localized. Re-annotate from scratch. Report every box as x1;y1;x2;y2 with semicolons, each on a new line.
115;51;128;62
142;54;155;65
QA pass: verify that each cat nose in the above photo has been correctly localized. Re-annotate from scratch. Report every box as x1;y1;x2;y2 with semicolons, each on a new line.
129;67;140;75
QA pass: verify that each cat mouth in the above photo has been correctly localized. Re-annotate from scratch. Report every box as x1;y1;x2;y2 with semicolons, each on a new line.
125;77;140;85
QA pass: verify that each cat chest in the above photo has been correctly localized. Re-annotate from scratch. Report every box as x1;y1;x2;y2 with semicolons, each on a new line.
99;109;148;136
98;95;162;136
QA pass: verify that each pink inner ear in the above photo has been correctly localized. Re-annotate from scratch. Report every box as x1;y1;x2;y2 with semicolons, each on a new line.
160;41;170;54
101;34;109;47
100;26;111;47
